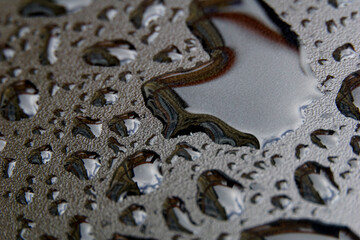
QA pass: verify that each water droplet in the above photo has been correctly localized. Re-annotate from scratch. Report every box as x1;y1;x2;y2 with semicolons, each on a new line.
19;0;94;17
275;180;288;190
170;8;185;23
40;25;61;65
108;137;127;154
141;25;160;44
271;195;292;210
329;0;353;8
72;116;102;139
163;197;199;234
49;200;68;216
28;145;53;164
47;189;59;200
350;135;360;155
240;219;360;240
107;150;162;202
0;44;15;61
69;216;95;240
3;158;16;178
153;46;183;63
85;200;97;210
91;88;118;107
64;151;101;180
197;170;245;220
16;187;34;205
295;161;339;205
129;0;166;29
333;43;356;62
109;112;141;137
98;7;118;21
295;144;309;159
0;80;39;121
83;40;137;67
119;204;147;226
310;129;338;149
0;134;6;152
166;142;201;164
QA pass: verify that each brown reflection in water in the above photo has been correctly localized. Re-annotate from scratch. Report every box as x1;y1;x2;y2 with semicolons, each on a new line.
240;219;360;240
142;0;300;148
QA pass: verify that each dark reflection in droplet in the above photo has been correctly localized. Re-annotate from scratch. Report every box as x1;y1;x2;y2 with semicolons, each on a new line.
64;151;101;180
19;0;94;17
166;142;201;164
350;135;360;155
109;112;141;137
28;145;53;164
0;80;39;121
107;150;162;202
163;197;199;234
83;40;137;67
119;204;147;226
72;116;102;139
91;88;118;107
16;187;34;205
295;161;339;205
336;70;360;121
240;219;360;240
68;215;95;240
129;0;166;29
153;46;182;63
196;170;245;220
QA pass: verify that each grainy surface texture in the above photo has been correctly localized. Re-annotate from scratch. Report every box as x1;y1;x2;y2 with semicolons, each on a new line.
1;0;360;239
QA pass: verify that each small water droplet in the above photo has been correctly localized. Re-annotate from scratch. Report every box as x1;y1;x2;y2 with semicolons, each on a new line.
98;7;118;21
109;112;141;137
275;180;288;190
49;200;68;216
83;40;137;67
129;0;166;29
69;216;95;240
40;25;61;65
153;46;183;63
47;189;59;200
329;0;353;8
85;200;97;210
271;195;292;210
197;170;245;220
28;145;53;164
310;129;338;149
350;135;360;155
119;204;147;226
295;144;309;159
295;161;339;205
72;116;102;139
3;158;16;178
107;150;162;202
108;137;127;154
0;44;15;61
166;142;201;164
333;43;356;62
64;151;101;180
91;88;118;107
163;197;199;234
0;80;40;121
16;187;34;205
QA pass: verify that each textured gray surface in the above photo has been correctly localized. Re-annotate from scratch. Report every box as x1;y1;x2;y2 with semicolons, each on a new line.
1;0;360;239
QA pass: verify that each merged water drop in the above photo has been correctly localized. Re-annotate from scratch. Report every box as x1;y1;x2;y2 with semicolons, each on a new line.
83;40;137;67
0;80;40;121
196;170;245;220
107;150;162;202
109;112;141;137
119;204;147;226
295;161;339;205
64;151;101;180
240;219;360;240
162;197;199;234
19;0;94;17
28;145;53;164
72;116;102;139
142;0;320;147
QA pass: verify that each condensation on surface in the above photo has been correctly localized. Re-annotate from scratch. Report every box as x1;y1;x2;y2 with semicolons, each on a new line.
1;0;360;239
